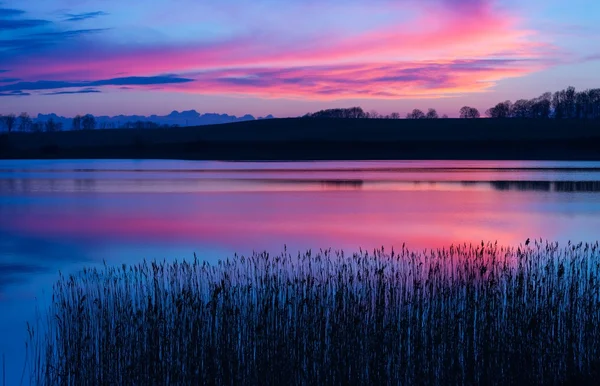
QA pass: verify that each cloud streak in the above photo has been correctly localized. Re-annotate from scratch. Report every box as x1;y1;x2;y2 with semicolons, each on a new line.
0;19;50;30
43;88;101;95
0;0;565;106
174;59;543;99
64;11;109;22
0;76;194;93
0;90;30;97
0;8;25;17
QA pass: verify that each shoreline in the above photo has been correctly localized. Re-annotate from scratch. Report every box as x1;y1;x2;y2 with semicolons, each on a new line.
2;118;600;161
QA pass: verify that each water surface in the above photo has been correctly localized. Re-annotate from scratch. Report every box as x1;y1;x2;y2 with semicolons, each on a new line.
2;159;600;383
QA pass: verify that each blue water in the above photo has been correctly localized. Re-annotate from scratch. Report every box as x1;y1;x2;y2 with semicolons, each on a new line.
2;159;600;384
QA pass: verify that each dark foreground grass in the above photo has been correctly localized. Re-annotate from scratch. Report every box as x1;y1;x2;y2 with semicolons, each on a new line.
28;242;600;385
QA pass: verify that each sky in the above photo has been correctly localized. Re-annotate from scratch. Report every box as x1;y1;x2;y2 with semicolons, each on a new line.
0;0;599;117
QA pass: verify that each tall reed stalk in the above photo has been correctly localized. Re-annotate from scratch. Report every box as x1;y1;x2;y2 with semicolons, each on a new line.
28;241;600;385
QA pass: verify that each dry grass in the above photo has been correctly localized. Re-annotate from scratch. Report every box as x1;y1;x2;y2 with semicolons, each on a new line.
28;241;600;385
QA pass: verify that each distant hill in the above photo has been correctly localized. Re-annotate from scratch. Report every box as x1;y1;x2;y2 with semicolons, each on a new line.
33;110;275;129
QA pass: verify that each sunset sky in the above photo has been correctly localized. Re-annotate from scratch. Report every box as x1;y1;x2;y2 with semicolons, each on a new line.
1;0;598;117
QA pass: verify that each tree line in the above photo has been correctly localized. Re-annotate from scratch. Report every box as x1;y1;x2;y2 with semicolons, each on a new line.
303;107;450;119
485;87;600;119
2;86;599;132
302;86;600;120
0;112;179;133
0;113;63;133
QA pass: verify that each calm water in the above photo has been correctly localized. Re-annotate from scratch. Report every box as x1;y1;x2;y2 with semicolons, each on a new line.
2;159;600;382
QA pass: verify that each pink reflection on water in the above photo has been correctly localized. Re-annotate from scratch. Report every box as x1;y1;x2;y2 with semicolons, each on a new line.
8;188;598;253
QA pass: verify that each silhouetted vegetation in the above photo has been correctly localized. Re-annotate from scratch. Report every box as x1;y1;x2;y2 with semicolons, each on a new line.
485;87;600;119
72;115;82;130
426;108;439;119
303;107;368;119
28;242;600;385
82;114;96;130
3;86;599;135
18;113;32;132
43;118;62;133
459;106;481;119
0;113;16;132
300;86;600;121
121;120;175;129
406;109;426;119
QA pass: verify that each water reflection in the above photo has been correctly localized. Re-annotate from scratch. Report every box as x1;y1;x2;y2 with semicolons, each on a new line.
490;180;600;192
2;160;600;385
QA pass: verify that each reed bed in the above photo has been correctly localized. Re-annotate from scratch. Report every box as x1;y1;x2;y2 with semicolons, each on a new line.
28;241;600;385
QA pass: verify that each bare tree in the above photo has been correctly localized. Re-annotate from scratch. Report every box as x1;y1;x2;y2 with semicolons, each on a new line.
44;118;62;132
1;113;16;132
31;122;43;133
511;99;533;118
459;106;480;119
389;112;401;119
441;114;449;119
367;110;381;119
82;114;96;130
425;108;439;119
72;115;82;130
304;107;366;119
406;109;426;119
18;113;32;132
485;101;511;118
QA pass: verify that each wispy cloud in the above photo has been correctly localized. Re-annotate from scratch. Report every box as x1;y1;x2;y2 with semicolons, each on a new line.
0;75;193;93
64;11;109;22
171;59;544;99
43;88;101;95
0;8;25;17
28;28;110;38
0;90;30;97
0;19;50;30
0;0;564;104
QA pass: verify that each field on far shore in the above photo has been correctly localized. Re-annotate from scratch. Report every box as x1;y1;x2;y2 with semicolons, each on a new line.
2;118;600;160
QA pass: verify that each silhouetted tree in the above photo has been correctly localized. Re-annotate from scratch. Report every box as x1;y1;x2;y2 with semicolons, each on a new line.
389;112;401;119
564;86;576;118
486;101;511;118
367;110;381;119
531;92;551;119
44;118;62;132
1;113;16;132
459;106;480;118
31;122;43;133
72;115;82;130
572;88;600;119
552;86;576;119
346;107;366;118
18;113;32;132
406;109;426;119
441;114;449;119
304;107;367;119
82;114;96;130
511;99;533;118
426;108;439;119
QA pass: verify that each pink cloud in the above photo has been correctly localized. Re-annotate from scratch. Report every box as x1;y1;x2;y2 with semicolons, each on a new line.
4;0;554;100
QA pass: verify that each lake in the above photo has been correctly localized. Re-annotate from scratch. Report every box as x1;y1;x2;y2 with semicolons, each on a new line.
2;159;600;383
